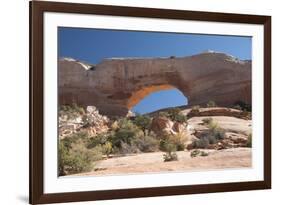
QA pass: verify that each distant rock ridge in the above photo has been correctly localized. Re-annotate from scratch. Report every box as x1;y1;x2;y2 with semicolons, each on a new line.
59;52;251;116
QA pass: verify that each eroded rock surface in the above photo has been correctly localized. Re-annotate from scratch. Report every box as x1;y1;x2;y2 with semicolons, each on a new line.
59;106;109;138
59;52;251;116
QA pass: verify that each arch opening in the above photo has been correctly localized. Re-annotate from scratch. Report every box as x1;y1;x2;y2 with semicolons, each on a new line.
130;86;188;114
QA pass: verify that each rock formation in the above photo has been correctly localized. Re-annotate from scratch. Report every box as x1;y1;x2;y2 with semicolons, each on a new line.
59;106;109;138
59;51;251;116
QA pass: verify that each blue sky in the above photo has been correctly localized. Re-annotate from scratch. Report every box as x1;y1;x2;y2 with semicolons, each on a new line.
58;27;252;114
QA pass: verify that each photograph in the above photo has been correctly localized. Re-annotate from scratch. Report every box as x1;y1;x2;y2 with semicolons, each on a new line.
58;28;253;177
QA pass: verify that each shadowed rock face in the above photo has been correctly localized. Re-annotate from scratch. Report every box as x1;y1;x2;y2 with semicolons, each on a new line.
59;52;251;116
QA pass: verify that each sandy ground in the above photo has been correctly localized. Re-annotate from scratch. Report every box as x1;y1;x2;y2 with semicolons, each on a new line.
71;148;251;176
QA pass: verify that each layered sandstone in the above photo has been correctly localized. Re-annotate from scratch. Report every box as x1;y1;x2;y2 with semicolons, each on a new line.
59;52;251;116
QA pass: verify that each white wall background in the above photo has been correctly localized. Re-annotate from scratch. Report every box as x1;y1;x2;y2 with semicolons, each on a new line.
0;0;279;204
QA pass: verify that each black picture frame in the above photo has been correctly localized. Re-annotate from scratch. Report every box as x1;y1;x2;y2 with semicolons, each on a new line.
30;1;271;204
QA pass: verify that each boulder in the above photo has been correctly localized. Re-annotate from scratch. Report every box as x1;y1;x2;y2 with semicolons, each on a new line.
150;116;174;136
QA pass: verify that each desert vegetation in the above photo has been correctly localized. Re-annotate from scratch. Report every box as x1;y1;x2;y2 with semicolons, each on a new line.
59;105;189;175
59;101;252;176
189;118;225;149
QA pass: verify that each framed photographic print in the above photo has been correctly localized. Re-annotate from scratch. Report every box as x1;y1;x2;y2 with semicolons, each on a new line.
29;0;271;204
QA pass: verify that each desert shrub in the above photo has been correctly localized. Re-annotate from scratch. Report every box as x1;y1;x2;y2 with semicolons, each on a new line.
160;138;175;151
200;151;209;156
192;137;210;149
233;104;242;110
202;117;213;125
110;118;142;147
190;149;208;158
58;142;69;176
58;139;103;176
108;118;161;154
110;121;119;131
191;105;200;111
190;149;201;158
86;132;114;156
246;133;252;147
59;103;85;120
159;108;187;123
62;131;89;149
132;114;152;132
162;141;178;162
101;142;113;156
87;132;109;148
207;121;225;140
192;128;224;149
58;131;105;176
116;141;139;154
192;120;225;149
207;100;216;107
112;129;136;148
89;145;104;161
131;132;159;152
167;108;181;120
168;133;187;151
207;135;218;144
173;114;187;123
163;152;178;162
191;105;200;112
234;101;252;112
159;133;186;152
158;111;170;118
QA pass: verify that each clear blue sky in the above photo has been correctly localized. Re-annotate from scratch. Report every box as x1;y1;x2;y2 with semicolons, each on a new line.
58;27;251;114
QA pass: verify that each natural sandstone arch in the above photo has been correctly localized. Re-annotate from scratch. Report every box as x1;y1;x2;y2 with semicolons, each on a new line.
126;84;181;109
59;52;251;116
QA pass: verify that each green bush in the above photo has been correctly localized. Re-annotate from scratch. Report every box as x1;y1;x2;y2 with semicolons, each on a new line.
87;132;114;148
158;111;170;118
167;108;187;123
132;114;152;132
160;133;187;151
118;141;139;154
109;118;160;154
174;114;187;123
101;142;113;156
131;132;159;152
202;117;213;125
190;149;201;158
162;141;178;162
191;105;200;112
58;142;69;176
192;137;210;149
246;133;252;147
58;138;103;176
160;138;176;152
207;100;216;107
58;131;105;176
200;151;209;157
233;101;252;112
207;121;225;140
110;118;142;148
167;108;181;120
169;133;187;151
233;104;242;110
191;120;225;149
62;131;89;150
59;104;85;120
157;108;187;123
190;149;208;158
163;152;178;162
